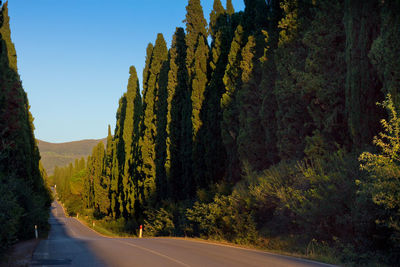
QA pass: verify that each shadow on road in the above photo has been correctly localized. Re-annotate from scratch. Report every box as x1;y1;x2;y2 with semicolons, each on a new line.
30;201;106;266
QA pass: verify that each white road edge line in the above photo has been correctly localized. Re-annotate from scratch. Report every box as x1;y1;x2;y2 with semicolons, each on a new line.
115;239;191;267
55;201;333;267
166;238;336;267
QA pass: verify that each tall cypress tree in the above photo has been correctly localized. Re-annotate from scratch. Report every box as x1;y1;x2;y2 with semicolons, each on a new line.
0;2;50;244
209;0;225;39
104;125;113;212
344;0;383;148
110;94;127;218
155;59;169;202
0;2;17;72
185;0;210;191
185;0;209;138
369;0;400;110
90;142;108;214
221;25;244;183
226;0;235;16
237;34;269;171
274;0;313;160
235;0;271;171
166;28;190;200
259;0;281;167
140;34;168;205
121;66;142;217
301;0;348;156
142;44;154;97
198;0;233;187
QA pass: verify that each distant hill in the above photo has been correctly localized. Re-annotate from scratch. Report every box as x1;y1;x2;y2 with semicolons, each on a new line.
37;138;106;175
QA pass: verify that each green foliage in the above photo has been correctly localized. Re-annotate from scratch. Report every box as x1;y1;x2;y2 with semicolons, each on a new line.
359;95;400;254
226;0;235;16
0;173;23;253
185;0;208;80
110;94;127;218
344;0;383;148
0;2;51;253
64;194;83;217
195;0;234;189
144;208;175;237
369;0;400;110
185;0;209;138
186;194;258;244
274;0;313;161
37;139;105;175
301;0;348;155
221;25;244;183
44;0;400;264
237;32;270;171
0;2;17;72
209;0;225;39
140;33;168;206
155;58;169;202
166;28;191;201
122;66;142;216
90;142;109;214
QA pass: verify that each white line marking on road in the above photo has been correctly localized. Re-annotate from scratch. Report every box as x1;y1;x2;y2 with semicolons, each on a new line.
165;238;336;267
115;239;191;267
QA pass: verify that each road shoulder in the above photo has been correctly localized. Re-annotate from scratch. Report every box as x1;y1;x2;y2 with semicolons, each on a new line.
0;239;41;267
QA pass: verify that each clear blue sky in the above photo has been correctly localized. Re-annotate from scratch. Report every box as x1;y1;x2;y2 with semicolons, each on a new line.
7;0;245;143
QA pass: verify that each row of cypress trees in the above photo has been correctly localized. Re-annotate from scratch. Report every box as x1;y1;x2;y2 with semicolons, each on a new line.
0;1;51;254
81;0;241;221
82;0;399;225
54;0;399;262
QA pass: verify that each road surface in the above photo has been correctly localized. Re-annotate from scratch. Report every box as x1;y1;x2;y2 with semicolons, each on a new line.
31;201;335;267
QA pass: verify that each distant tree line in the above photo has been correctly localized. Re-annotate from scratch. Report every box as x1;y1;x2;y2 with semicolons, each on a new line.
0;1;51;255
54;0;400;264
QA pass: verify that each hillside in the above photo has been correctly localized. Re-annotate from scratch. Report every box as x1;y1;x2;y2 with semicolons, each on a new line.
37;138;106;175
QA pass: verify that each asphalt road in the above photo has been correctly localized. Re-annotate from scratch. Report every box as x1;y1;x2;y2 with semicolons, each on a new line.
31;201;336;267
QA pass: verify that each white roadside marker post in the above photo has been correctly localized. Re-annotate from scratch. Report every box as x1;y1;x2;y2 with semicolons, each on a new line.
139;225;143;238
34;225;38;239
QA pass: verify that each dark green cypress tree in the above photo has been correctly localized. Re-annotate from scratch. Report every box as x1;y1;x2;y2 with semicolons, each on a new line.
0;2;16;72
185;0;209;138
90;142;108;214
243;0;268;35
121;66;142;217
209;0;225;39
237;34;269;171
221;25;244;183
185;0;210;192
344;0;383;148
140;34;168;205
301;0;348;157
198;0;233;187
369;0;400;110
226;0;235;16
142;43;154;96
155;59;169;201
234;0;271;171
274;0;313;160
259;0;281;167
166;28;193;200
110;94;127;218
104;125;113;213
84;155;94;208
0;2;50;246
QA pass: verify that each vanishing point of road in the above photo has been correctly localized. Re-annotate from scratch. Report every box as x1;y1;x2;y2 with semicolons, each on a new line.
31;201;336;267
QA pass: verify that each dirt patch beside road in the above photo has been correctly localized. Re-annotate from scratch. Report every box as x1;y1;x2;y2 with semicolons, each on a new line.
1;239;40;267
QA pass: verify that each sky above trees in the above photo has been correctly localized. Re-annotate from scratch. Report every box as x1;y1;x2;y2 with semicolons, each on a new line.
8;0;245;143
